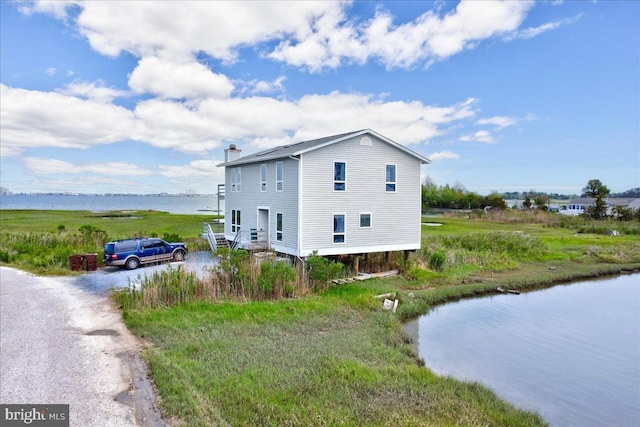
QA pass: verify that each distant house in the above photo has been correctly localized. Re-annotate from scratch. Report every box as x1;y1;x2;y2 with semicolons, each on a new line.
217;129;430;258
562;197;640;216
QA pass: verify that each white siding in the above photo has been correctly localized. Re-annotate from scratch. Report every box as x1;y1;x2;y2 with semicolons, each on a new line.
299;135;422;256
225;158;299;254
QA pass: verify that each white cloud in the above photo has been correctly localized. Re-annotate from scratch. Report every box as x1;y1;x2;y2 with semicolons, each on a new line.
503;14;581;41
57;80;128;103
238;76;287;96
128;57;235;99
158;160;226;192
0;84;138;156
70;1;342;61
477;116;516;128
133;92;478;153
159;160;222;178
23;157;153;176
460;130;494;143
2;82;480;158
26;1;541;72
45;67;56;76
428;150;460;162
18;0;77;19
271;0;536;70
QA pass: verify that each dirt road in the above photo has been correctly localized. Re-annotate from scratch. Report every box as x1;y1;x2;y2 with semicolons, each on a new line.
0;266;165;426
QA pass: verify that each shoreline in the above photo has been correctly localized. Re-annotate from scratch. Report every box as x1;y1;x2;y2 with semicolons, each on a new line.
401;265;640;356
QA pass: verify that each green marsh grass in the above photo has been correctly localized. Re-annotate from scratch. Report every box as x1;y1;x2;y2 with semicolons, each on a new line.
125;299;546;427
0;209;211;273
4;209;640;426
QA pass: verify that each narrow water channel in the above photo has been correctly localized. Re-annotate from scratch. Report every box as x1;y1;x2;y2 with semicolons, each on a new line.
405;274;640;427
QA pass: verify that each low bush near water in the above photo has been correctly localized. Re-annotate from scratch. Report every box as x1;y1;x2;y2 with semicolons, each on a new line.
113;250;350;309
554;216;640;235
416;231;549;273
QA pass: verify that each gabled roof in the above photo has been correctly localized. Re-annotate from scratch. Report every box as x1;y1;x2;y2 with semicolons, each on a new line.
218;129;431;166
568;197;640;206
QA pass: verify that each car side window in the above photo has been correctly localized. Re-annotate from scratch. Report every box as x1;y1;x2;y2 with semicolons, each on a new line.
150;239;165;248
117;241;137;252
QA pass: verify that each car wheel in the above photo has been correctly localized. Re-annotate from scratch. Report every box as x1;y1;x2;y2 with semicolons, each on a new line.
173;250;185;262
125;257;140;270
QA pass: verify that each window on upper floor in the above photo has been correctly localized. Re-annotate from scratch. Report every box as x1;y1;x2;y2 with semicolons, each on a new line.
334;162;346;191
260;164;267;192
276;161;283;192
231;167;241;192
386;164;396;192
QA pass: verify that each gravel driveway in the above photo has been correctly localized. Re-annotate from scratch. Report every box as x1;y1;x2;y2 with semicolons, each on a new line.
73;251;218;294
0;252;217;426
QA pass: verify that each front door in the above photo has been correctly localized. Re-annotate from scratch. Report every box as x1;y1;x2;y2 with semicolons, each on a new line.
258;208;269;243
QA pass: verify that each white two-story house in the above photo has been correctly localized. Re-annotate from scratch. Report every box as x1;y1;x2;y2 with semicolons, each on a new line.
217;129;430;258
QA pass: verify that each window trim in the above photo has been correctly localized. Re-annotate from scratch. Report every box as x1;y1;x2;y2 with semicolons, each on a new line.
276;161;283;192
231;209;241;233
333;213;345;244
359;213;372;229
231;167;241;192
276;212;283;242
334;161;346;192
260;164;267;192
385;164;396;193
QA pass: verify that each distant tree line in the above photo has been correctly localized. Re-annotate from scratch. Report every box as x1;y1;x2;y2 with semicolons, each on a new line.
498;191;578;200
422;178;639;221
421;178;506;211
609;188;640;198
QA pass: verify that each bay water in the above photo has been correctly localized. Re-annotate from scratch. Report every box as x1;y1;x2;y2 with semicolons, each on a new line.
0;194;223;215
406;274;640;427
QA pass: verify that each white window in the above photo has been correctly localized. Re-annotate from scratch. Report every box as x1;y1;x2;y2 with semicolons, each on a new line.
260;164;267;192
334;162;346;191
231;167;241;192
231;210;241;233
333;214;345;243
386;164;396;192
360;213;371;228
276;161;283;192
276;213;283;241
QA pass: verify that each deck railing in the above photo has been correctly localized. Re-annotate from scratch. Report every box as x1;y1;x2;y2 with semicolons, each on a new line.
201;223;269;252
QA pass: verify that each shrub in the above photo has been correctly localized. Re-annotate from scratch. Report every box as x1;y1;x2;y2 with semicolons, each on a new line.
427;251;446;271
306;252;345;290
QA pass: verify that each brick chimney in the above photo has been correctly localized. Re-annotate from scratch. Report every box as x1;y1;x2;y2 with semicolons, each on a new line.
224;144;242;163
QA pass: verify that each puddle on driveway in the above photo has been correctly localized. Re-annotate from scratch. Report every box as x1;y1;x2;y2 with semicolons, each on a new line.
86;329;120;336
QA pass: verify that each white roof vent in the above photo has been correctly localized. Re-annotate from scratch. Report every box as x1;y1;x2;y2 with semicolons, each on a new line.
360;136;372;146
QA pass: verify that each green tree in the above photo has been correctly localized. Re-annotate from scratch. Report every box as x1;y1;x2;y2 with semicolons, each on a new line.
612;206;633;221
534;194;549;211
523;196;532;210
582;179;610;220
483;193;507;210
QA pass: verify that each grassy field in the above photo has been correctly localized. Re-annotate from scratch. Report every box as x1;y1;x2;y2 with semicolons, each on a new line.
2;209;639;426
0;209;212;274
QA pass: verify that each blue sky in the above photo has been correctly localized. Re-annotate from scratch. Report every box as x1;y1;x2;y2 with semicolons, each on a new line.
1;1;638;195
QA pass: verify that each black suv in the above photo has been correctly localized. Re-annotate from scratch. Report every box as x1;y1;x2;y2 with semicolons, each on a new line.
103;238;188;270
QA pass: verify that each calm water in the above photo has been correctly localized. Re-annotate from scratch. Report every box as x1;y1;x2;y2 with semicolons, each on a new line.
0;194;224;215
407;274;640;427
